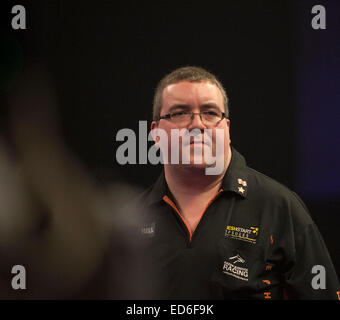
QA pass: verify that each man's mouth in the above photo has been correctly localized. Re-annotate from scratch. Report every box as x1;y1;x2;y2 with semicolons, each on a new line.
189;140;211;147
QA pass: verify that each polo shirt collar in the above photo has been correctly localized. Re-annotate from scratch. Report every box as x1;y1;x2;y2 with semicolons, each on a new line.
221;147;248;198
146;171;168;205
145;146;249;205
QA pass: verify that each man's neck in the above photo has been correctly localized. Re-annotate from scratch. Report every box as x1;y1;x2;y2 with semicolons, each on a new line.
163;149;232;233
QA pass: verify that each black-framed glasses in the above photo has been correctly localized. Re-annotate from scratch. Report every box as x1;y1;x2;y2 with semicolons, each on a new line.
159;110;226;126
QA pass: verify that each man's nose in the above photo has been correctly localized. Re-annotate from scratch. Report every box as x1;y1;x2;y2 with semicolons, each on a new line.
187;113;206;130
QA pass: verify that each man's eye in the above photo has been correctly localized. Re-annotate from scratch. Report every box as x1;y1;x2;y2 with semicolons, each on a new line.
203;111;219;116
171;112;186;118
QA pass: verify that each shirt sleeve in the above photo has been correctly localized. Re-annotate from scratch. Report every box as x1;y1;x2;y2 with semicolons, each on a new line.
283;194;340;300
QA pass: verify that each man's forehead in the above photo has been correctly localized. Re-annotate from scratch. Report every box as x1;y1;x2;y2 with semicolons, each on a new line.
162;81;223;105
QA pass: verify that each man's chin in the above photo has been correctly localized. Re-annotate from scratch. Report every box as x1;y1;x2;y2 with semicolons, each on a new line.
181;161;210;171
181;154;226;175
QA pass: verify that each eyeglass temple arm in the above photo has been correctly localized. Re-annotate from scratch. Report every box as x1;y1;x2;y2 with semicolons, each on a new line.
159;114;171;120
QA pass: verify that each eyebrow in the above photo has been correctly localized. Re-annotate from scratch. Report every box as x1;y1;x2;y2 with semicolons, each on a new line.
168;103;221;113
168;104;191;112
200;103;221;111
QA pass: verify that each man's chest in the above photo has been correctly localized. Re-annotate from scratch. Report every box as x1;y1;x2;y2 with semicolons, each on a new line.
139;196;284;299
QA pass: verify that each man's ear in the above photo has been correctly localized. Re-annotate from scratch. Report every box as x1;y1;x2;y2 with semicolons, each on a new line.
150;121;159;143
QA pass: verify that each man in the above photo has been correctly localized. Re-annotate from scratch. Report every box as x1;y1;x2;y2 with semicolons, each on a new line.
134;66;340;300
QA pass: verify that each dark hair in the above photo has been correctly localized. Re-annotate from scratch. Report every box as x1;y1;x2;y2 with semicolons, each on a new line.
152;66;229;121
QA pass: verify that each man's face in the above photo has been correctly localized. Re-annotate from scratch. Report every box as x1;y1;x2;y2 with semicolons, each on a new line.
151;81;231;173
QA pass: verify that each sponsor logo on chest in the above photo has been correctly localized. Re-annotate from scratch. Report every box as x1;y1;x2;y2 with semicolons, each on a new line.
225;225;259;244
222;254;249;281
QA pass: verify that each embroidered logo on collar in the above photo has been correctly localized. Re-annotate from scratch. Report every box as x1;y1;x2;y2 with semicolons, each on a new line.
225;225;259;244
236;178;248;196
238;186;245;194
237;178;247;187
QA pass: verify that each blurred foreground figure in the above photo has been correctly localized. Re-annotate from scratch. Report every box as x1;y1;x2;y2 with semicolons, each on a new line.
0;66;149;299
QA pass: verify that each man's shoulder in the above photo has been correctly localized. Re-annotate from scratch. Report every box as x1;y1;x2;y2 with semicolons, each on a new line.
245;165;314;226
246;166;293;199
230;148;298;203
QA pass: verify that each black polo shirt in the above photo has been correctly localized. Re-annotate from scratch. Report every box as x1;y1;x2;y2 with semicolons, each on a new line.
136;148;340;300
